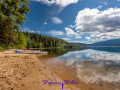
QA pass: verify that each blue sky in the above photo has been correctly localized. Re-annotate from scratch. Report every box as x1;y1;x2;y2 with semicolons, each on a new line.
21;0;120;44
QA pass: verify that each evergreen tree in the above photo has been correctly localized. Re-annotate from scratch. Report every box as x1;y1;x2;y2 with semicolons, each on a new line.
0;0;30;49
24;32;72;49
14;31;27;49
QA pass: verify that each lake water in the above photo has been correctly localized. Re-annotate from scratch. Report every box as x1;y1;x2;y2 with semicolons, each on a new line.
39;47;120;90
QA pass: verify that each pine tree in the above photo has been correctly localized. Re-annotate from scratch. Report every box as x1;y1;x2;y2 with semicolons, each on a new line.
0;0;30;49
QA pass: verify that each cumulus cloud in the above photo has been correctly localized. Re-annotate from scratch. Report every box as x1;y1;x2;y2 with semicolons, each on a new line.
75;8;120;33
69;25;76;28
85;31;120;41
65;28;76;36
65;28;82;39
51;17;63;24
75;8;120;41
31;0;79;7
48;30;64;36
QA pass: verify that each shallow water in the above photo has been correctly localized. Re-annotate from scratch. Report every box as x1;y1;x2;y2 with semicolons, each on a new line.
39;47;120;90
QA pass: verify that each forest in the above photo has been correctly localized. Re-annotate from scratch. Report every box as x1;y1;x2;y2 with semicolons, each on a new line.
0;0;73;50
24;32;72;49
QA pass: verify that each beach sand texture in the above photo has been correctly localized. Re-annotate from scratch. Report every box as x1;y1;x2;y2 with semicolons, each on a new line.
0;50;72;90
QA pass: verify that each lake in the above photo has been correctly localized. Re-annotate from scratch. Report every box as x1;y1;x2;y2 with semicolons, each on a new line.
39;47;120;90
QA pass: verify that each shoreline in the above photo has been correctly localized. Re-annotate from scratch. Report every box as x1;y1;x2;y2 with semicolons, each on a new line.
0;50;71;90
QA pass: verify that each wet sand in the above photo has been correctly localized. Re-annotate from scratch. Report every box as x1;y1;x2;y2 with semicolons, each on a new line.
0;50;71;90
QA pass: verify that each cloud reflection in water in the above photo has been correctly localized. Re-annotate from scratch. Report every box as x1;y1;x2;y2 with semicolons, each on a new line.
62;49;120;84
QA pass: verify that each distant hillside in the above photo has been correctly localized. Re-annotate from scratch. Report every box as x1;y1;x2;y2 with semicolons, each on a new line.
91;39;120;46
70;43;89;47
69;39;120;48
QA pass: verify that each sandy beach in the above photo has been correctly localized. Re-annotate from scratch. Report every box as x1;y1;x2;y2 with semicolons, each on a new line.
0;50;71;90
1;50;120;90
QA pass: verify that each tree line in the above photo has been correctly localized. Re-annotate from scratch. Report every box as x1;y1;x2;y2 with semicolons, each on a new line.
24;32;72;49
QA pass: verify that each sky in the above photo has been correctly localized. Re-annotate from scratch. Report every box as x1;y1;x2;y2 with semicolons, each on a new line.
21;0;120;44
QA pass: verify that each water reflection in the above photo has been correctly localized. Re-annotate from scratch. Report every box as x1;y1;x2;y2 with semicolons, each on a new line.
39;47;120;89
62;49;120;83
86;51;120;61
76;61;120;84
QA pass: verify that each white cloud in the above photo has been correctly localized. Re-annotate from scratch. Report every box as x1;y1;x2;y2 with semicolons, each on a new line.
74;8;120;41
44;22;47;25
85;31;120;41
103;2;108;5
75;33;82;39
51;17;63;24
31;0;79;7
57;7;65;14
118;0;120;1
75;8;120;33
97;5;102;9
22;27;35;33
69;25;76;28
62;38;71;40
65;27;82;39
69;40;87;43
48;30;64;36
65;28;76;35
